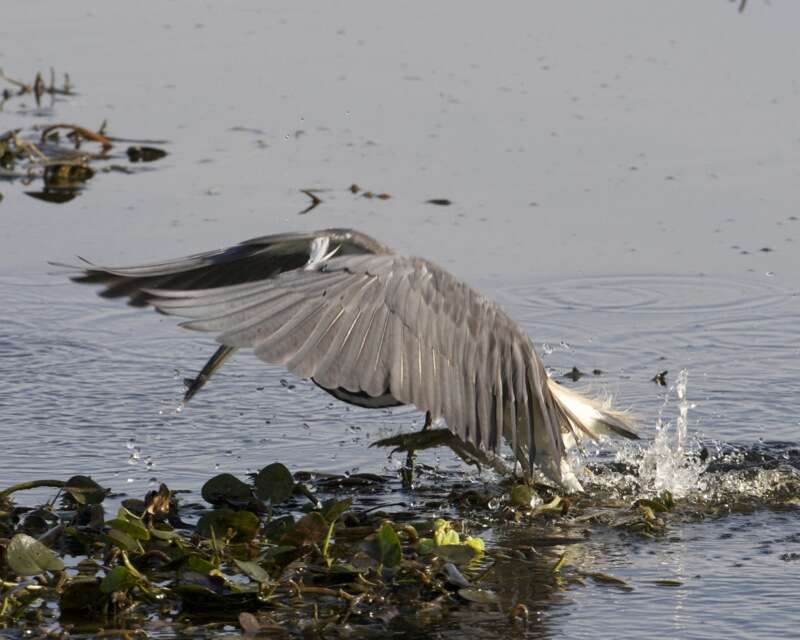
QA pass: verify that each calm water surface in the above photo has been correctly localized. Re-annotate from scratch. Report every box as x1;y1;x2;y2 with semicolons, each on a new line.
1;2;799;638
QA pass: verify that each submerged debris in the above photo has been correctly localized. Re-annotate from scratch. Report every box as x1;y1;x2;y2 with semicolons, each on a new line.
0;122;168;204
127;146;168;163
564;366;584;381
651;370;668;386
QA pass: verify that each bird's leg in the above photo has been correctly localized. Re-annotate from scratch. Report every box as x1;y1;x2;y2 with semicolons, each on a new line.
183;345;238;403
401;411;432;488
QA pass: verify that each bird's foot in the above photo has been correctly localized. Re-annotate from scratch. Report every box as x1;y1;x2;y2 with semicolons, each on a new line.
371;428;510;479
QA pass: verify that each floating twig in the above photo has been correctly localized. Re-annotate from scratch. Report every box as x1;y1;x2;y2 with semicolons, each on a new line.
299;188;323;215
40;123;114;151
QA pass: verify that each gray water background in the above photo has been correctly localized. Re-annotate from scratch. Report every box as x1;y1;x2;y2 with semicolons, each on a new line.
1;1;799;638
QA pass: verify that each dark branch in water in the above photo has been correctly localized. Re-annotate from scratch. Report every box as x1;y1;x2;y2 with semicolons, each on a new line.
0;479;65;500
40;123;114;151
298;188;323;215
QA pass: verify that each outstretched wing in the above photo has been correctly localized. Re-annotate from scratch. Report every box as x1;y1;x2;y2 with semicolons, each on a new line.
69;228;391;306
143;252;565;474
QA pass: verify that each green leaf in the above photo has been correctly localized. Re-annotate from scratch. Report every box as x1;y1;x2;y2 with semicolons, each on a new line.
531;496;563;517
367;522;402;568
509;484;535;508
196;508;260;542
233;559;270;584
64;475;107;505
106;510;150;541
432;519;460;546
6;533;65;576
321;519;336;566
418;537;436;556
100;565;140;594
253;463;294;504
106;528;143;553
263;514;295;540
281;512;328;547
186;553;217;574
432;544;477;565
319;497;352;524
149;525;180;541
463;536;485;555
201;474;253;506
587;572;633;590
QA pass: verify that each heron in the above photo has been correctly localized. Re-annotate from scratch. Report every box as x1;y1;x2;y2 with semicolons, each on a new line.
66;228;637;492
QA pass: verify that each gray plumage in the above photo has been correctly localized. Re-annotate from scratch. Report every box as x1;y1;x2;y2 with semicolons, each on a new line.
68;228;637;491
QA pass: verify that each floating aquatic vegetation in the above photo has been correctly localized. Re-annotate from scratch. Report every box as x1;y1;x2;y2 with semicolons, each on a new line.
0;464;512;636
1;422;797;637
0;68;74;110
0;121;169;204
126;146;168;163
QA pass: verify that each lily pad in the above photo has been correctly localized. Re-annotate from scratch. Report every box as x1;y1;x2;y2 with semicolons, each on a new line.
253;463;294;504
201;473;253;506
432;544;478;565
196;508;260;542
234;559;271;584
60;578;108;615
106;507;150;541
281;511;328;547
6;533;65;575
64;475;107;505
100;565;140;594
319;497;352;524
174;572;260;611
106;528;143;553
263;514;295;540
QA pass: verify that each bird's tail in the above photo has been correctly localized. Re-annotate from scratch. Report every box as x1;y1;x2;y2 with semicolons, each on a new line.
547;378;638;447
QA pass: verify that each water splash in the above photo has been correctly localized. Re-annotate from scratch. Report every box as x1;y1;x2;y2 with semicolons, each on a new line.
634;369;707;498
